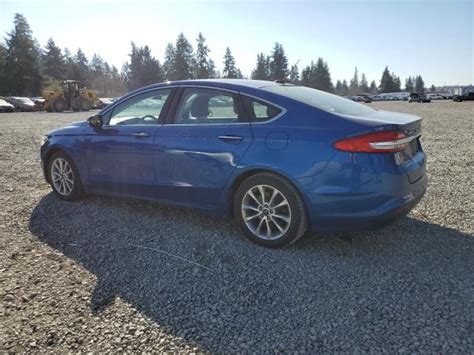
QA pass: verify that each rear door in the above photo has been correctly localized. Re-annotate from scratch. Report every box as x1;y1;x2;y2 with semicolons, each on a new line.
153;86;253;208
84;88;173;197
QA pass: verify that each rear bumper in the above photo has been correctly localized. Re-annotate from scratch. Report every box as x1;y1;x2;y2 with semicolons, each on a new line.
309;183;426;232
296;155;428;233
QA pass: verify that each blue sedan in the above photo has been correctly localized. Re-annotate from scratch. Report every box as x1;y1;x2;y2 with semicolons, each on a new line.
40;79;427;247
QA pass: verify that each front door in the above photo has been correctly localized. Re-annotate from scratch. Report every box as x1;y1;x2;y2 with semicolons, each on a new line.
154;87;253;208
84;88;173;197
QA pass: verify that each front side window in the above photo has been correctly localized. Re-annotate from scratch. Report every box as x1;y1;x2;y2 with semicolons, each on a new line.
108;89;171;126
174;88;244;124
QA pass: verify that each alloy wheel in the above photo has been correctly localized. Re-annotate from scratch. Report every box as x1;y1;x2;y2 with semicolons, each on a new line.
241;184;292;240
51;158;74;196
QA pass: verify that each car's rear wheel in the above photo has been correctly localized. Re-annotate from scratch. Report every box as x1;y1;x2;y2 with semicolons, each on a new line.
47;151;84;200
234;173;307;248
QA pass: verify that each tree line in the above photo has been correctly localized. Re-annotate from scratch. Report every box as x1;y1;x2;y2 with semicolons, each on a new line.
0;13;429;97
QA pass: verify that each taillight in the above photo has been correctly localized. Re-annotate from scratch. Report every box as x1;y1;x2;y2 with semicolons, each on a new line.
334;131;412;153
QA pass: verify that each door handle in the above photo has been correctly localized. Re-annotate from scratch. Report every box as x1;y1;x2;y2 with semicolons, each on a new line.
218;135;243;142
132;132;149;138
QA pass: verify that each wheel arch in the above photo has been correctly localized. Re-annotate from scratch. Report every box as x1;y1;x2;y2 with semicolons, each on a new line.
226;167;310;219
43;145;78;183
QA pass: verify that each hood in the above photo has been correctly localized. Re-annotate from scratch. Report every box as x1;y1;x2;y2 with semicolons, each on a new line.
47;121;88;136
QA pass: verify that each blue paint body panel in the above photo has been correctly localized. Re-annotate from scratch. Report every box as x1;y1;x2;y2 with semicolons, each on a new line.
40;79;427;232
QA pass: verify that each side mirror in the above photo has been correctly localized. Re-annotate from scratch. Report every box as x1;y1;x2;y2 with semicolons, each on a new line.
88;114;103;128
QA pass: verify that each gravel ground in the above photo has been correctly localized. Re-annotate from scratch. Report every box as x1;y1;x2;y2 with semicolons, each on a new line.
1;101;473;353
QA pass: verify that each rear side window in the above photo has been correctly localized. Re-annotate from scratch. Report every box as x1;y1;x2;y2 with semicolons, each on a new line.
174;88;246;124
242;96;282;123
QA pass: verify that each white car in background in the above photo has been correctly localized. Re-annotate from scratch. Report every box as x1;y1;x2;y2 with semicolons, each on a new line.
0;98;15;112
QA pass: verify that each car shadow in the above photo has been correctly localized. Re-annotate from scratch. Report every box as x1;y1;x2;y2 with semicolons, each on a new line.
29;193;473;352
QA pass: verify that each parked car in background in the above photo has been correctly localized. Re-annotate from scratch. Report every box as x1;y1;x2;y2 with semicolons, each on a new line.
427;94;444;100
360;95;372;103
0;98;15;112
408;93;431;103
30;96;45;110
5;96;38;111
40;79;427;248
453;92;474;102
98;97;116;108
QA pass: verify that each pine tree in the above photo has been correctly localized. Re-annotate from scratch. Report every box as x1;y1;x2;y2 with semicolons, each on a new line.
162;43;175;80
289;64;299;84
349;67;359;95
0;43;8;95
68;48;90;86
379;66;400;93
300;63;313;87
4;13;42;95
251;53;269;80
314;58;333;92
208;58;216;78
415;75;425;94
170;33;194;80
360;73;369;93
430;84;436;92
405;76;414;92
341;80;349;96
194;33;212;79
42;38;65;81
269;42;289;81
369;80;378;94
122;42;164;90
222;47;238;78
335;80;343;95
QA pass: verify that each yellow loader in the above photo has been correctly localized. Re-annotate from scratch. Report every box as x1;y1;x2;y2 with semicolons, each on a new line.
42;80;100;112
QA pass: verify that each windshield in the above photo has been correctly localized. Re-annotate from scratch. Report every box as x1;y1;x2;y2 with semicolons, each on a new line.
263;85;376;116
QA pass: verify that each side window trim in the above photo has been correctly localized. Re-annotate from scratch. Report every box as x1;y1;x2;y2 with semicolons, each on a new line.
166;86;249;125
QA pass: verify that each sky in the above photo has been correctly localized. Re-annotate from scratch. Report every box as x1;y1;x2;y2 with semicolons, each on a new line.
0;0;473;86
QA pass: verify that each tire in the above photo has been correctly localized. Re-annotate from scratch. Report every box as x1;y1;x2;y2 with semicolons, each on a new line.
234;173;308;248
47;151;84;201
52;98;67;112
78;97;92;111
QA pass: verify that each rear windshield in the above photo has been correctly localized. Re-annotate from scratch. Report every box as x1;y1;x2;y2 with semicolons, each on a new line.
262;85;375;116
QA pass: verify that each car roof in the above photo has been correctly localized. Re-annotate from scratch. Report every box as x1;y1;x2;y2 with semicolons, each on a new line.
144;79;292;91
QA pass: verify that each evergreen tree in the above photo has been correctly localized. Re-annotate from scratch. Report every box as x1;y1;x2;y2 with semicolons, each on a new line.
300;63;313;87
69;48;90;86
430;84;436;92
379;66;400;93
170;33;194;80
360;73;369;93
405;76;414;92
42;38;66;80
4;13;42;95
269;42;289;80
300;59;333;92
0;43;7;94
222;47;238;78
341;79;349;96
369;80;378;94
162;43;175;80
208;58;216;78
194;33;212;79
349;67;359;95
251;53;270;80
415;75;425;94
289;64;299;84
122;42;164;90
335;80;343;95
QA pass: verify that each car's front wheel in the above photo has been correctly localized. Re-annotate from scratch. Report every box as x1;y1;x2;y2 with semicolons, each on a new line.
47;151;84;200
234;173;308;248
